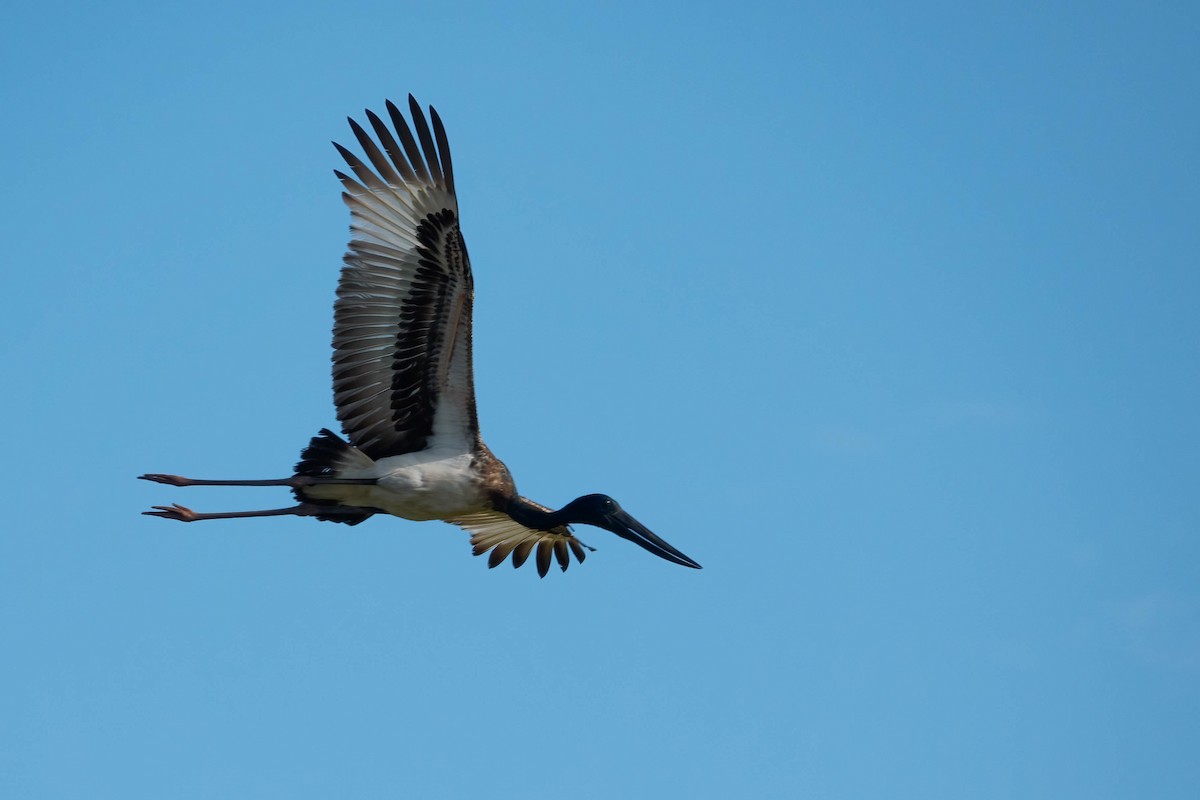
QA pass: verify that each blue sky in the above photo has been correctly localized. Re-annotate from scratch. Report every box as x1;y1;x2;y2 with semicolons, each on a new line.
2;1;1198;797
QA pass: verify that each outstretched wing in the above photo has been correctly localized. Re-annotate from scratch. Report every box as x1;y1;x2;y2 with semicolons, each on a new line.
330;96;478;460
447;511;591;578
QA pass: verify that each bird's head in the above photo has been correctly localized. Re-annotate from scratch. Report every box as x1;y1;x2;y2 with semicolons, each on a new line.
559;494;702;569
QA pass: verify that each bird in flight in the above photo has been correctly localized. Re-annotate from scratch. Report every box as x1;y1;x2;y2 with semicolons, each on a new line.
140;96;701;577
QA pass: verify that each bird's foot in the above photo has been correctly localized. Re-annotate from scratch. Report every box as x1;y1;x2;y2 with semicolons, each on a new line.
139;474;191;486
143;503;199;522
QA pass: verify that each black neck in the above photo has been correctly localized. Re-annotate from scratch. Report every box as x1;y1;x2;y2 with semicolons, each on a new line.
507;496;563;530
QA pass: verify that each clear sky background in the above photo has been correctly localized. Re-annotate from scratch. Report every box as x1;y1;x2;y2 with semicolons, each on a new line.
2;1;1197;798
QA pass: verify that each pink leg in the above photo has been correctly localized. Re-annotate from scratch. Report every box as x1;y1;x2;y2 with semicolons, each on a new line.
144;503;364;522
139;474;378;487
140;474;292;487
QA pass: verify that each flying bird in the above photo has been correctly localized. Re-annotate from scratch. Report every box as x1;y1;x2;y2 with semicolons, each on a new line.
140;96;701;577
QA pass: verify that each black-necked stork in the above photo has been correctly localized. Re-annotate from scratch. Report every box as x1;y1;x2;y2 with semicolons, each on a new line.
140;96;701;577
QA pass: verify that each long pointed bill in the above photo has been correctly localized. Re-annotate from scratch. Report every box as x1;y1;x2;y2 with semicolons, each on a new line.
603;510;702;569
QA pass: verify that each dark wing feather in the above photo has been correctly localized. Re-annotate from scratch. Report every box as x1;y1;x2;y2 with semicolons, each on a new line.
331;97;478;459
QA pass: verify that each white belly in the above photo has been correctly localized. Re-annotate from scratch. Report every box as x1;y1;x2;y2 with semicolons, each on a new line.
305;450;490;520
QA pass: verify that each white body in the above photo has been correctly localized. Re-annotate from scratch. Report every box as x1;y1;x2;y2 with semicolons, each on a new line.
304;450;489;521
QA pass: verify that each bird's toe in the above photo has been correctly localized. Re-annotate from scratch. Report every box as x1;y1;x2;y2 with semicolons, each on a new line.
143;503;197;522
138;474;188;486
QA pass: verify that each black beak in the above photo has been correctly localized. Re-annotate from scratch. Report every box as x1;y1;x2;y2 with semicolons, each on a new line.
602;509;702;569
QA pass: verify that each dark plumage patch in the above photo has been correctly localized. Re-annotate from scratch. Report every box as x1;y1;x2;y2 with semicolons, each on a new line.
293;429;374;526
295;428;355;477
372;209;471;457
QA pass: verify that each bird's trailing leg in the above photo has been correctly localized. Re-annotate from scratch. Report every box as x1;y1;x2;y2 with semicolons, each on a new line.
143;502;364;523
140;474;381;525
138;474;378;488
